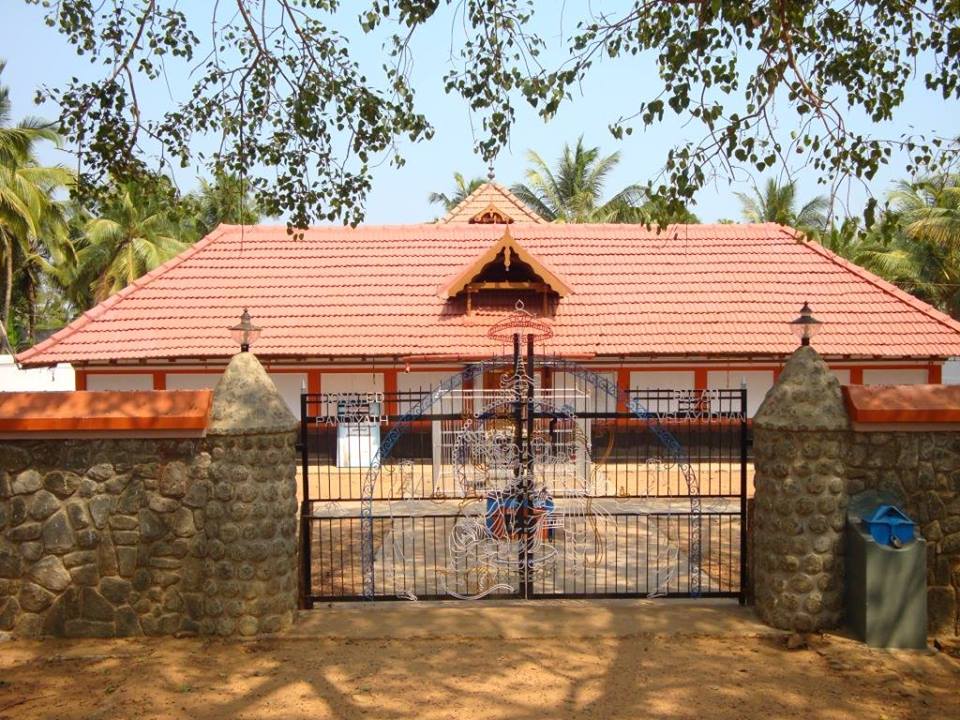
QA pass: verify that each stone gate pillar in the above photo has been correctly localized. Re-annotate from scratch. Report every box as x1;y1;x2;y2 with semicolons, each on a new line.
753;346;850;631
194;352;300;636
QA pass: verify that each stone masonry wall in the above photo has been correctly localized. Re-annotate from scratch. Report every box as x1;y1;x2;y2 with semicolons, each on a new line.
846;431;960;636
0;353;299;638
752;347;850;632
1;439;203;637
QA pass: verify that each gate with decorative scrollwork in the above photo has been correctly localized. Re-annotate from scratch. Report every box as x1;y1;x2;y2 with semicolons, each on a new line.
297;313;748;605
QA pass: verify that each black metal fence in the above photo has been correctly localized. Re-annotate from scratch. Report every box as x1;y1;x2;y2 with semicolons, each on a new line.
299;383;748;604
305;511;743;601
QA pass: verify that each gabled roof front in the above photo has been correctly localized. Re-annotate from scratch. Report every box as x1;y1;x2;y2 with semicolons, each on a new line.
16;222;960;366
437;226;573;298
439;182;547;224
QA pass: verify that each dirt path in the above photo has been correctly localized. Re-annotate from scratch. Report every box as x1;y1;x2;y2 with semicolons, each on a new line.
0;631;957;720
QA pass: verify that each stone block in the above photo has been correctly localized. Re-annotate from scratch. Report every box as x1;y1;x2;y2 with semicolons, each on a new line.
0;539;22;578
140;615;161;636
116;547;137;578
88;495;117;529
86;464;115;482
12;469;42;495
42;510;75;554
39;593;65;635
29;490;61;521
20;542;42;562
182;481;209;509
928;586;957;636
27;556;71;592
109;515;138;530
81;587;115;621
943;532;960;555
116;481;144;514
43;471;81;499
115;606;141;636
134;463;161;480
98;534;118;576
167;507;195;538
139;508;167;541
65;501;92;530
149;557;181;570
131;568;151;591
69;564;99;586
942;516;960;536
160;462;188;498
8;522;42;542
237;616;258;636
19;581;54;612
148;495;180;513
112;531;140;546
214;483;234;502
0;597;18;631
76;529;101;550
14;612;43;638
63;550;97;568
77;478;97;498
104;474;131;495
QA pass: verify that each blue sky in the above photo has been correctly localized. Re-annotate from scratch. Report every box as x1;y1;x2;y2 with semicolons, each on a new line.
0;2;954;225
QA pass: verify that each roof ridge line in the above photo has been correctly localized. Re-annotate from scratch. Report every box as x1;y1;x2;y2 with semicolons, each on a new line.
794;226;960;335
16;225;232;365
437;183;487;224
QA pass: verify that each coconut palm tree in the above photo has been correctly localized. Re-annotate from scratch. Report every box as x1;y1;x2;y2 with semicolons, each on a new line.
186;169;261;237
70;180;190;304
0;61;73;344
735;179;829;236
428;172;486;211
860;175;960;317
510;138;648;223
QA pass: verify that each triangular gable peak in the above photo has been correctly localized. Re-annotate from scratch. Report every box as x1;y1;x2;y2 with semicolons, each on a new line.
438;228;572;315
439;182;547;224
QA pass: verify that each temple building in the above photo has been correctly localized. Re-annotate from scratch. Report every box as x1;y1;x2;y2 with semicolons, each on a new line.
17;182;960;418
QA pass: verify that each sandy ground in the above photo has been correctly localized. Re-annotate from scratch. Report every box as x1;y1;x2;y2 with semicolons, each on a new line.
1;619;957;720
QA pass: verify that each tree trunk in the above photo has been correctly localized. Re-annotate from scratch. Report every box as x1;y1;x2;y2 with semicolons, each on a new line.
25;275;37;347
2;238;12;334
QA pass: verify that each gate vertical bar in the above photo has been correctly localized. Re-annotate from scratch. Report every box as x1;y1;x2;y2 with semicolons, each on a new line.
523;333;535;598
299;393;313;608
512;333;528;597
739;386;749;605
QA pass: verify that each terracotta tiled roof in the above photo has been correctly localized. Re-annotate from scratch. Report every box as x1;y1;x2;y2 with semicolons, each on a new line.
439;182;546;224
16;222;960;366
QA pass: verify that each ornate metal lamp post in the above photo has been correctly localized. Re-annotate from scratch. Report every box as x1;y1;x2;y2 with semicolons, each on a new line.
789;302;823;347
229;308;261;352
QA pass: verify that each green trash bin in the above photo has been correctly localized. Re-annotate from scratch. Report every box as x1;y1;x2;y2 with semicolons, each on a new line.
845;491;927;649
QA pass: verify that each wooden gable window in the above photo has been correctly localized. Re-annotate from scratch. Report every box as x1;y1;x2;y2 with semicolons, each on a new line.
438;228;573;317
470;203;513;224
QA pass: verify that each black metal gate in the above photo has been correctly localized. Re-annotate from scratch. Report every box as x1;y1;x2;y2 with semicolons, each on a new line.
298;346;748;605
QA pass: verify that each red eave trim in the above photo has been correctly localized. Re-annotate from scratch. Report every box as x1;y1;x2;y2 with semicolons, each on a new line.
0;390;213;433
842;384;960;423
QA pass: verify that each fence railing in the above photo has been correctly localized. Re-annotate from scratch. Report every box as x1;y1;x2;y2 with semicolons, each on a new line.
303;511;743;602
299;388;750;502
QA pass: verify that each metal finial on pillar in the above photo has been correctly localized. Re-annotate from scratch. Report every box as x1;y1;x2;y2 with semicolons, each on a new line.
487;160;495;182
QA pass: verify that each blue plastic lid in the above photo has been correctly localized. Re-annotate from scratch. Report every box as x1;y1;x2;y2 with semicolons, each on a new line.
865;504;914;524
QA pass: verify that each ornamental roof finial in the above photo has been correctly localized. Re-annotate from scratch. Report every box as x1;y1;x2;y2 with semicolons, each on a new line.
487;160;495;182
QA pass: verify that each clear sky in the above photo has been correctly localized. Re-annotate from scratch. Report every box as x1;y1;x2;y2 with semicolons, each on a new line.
0;1;954;225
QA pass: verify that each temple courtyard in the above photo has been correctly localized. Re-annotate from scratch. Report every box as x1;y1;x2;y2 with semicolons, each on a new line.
0;600;957;720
